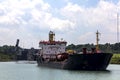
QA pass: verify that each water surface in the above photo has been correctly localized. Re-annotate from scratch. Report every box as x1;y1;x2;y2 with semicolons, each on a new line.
0;62;120;80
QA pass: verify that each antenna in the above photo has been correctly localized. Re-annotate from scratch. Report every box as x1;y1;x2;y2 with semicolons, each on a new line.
117;13;119;43
96;30;100;51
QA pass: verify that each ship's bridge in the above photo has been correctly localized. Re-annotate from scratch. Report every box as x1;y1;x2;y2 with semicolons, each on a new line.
39;31;67;54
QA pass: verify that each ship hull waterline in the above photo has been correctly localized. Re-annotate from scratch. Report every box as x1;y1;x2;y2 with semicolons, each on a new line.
37;53;113;71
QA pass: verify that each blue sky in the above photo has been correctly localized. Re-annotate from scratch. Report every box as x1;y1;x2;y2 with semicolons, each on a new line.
0;0;120;48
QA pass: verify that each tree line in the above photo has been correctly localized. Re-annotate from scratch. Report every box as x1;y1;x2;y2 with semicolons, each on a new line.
66;43;120;53
0;45;16;61
0;43;120;61
0;43;120;55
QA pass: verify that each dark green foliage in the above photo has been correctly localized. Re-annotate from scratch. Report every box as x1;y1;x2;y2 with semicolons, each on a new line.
110;54;120;64
66;43;120;53
0;45;17;61
0;45;15;54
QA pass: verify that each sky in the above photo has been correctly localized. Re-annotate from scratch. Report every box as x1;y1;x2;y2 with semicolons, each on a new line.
0;0;120;49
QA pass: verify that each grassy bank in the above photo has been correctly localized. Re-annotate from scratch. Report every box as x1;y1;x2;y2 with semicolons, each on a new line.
110;54;120;64
0;53;14;61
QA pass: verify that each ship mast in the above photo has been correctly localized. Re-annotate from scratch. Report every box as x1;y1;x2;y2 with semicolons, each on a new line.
96;30;100;51
49;31;55;42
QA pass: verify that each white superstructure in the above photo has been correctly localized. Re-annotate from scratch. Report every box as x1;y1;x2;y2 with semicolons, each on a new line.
39;31;67;54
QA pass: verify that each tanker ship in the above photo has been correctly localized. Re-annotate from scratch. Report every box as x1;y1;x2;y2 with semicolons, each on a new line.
37;31;113;70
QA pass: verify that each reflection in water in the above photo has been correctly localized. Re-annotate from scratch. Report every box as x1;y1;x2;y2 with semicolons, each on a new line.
37;65;113;80
0;62;119;80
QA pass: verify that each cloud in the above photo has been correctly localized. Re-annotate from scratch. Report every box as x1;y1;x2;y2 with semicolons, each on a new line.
60;0;119;31
0;0;120;48
0;0;73;30
47;17;75;31
78;32;95;44
0;0;74;48
60;0;120;44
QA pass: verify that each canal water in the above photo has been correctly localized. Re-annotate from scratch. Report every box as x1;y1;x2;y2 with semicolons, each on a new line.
0;61;120;80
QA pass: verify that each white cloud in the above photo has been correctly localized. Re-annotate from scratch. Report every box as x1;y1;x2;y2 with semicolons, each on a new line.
0;0;51;24
0;0;120;48
78;32;95;44
46;17;75;31
60;0;120;44
60;0;119;31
